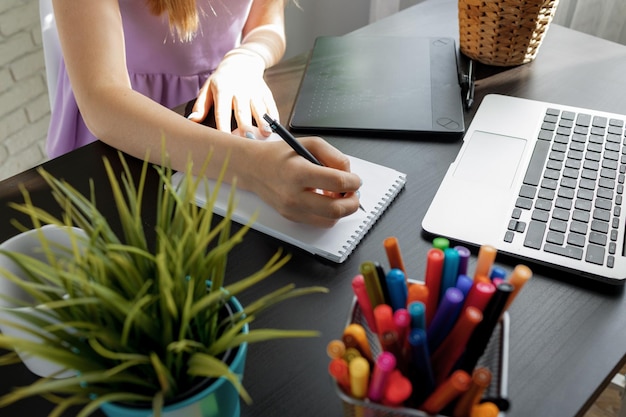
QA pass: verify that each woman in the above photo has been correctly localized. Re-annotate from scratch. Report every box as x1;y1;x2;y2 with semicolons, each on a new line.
49;0;361;227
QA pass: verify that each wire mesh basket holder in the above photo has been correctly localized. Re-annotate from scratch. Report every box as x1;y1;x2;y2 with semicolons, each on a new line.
458;0;560;66
334;294;510;417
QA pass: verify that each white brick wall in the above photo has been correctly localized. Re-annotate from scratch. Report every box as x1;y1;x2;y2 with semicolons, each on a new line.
0;0;49;181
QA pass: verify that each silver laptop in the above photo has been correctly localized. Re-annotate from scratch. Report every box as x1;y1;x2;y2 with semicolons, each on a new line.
422;94;626;285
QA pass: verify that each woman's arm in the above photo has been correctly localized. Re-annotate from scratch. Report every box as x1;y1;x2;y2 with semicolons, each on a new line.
52;0;361;227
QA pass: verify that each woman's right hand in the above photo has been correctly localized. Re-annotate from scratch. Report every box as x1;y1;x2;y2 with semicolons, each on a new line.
240;136;362;227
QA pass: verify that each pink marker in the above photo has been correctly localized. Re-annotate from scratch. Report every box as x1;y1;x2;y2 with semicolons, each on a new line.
352;274;377;332
367;352;397;402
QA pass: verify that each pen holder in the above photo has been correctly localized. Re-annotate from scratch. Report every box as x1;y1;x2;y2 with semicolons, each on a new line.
334;293;509;417
458;0;559;66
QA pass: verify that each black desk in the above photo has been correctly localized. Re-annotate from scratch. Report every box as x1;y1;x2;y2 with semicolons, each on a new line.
1;1;625;416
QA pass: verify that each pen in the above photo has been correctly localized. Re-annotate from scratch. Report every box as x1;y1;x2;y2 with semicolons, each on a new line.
424;248;445;326
349;356;370;399
383;237;407;277
420;369;471;415
263;113;364;211
367;352;397;402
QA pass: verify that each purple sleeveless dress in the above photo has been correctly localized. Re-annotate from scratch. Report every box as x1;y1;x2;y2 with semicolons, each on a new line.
46;0;253;158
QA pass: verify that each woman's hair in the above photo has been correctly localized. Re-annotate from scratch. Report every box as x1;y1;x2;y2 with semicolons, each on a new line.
145;0;199;42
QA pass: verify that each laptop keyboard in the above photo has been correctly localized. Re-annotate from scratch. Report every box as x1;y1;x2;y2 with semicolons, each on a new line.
504;107;625;268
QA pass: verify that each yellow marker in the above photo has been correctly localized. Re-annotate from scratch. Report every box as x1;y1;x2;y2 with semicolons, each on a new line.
342;323;373;362
349;356;370;399
343;347;362;363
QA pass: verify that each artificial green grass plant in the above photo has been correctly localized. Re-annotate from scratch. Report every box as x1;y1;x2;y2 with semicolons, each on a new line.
0;150;327;417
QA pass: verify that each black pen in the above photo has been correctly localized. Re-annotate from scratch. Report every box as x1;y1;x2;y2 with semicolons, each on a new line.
263;114;364;211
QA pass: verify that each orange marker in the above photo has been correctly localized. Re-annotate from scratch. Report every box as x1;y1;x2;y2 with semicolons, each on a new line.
326;339;346;359
430;306;483;383
384;237;407;276
349;356;370;399
503;264;532;312
342;323;373;362
420;370;471;415
473;245;497;281
329;357;351;394
453;367;493;417
470;402;500;417
424;248;445;326
406;282;429;307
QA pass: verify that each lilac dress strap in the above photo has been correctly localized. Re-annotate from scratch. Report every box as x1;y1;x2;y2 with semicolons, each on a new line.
46;0;254;158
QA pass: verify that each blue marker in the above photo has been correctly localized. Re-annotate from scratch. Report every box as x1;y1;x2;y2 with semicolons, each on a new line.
440;248;460;300
490;266;507;281
407;301;426;331
386;268;408;312
455;274;474;297
408;328;435;403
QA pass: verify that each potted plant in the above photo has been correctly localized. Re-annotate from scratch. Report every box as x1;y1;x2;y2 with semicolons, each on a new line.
0;148;327;417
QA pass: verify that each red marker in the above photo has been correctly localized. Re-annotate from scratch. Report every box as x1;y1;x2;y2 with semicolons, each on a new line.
328;357;351;394
430;306;483;383
463;280;496;314
424;248;444;326
374;304;402;359
382;369;413;407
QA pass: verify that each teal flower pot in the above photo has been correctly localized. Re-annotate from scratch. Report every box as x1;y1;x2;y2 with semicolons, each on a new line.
100;296;248;417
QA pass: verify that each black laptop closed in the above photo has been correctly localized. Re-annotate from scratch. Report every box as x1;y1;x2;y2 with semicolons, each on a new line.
289;36;465;140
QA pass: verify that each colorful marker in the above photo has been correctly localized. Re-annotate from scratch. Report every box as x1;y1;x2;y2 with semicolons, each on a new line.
463;280;496;314
503;264;532;312
349;356;370;399
454;245;471;276
457;282;513;374
424;248;445;327
470;402;500;417
453;367;493;417
474;245;497;281
326;339;346;359
432;237;450;251
373;304;401;358
382;369;413;407
430;306;483;383
420;369;471;415
360;261;385;309
384;236;407;277
367;352;397;402
342;323;373;363
406;282;429;307
351;274;378;333
427;287;465;352
386;268;408;311
440;248;460;300
329;357;351;394
407;328;435;403
407;301;426;331
456;274;474;298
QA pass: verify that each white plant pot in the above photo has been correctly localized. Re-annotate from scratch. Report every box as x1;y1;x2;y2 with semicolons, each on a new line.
0;224;86;378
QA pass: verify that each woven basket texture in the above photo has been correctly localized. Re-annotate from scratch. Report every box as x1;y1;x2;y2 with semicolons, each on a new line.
459;0;560;66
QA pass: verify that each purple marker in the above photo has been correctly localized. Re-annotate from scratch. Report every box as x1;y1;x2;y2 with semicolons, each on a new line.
455;274;474;297
427;287;465;352
454;245;471;276
367;352;397;402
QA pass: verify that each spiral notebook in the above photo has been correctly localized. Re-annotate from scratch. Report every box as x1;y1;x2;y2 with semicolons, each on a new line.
171;152;406;263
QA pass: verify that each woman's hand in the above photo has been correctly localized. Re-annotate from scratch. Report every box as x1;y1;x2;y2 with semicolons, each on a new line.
241;136;362;227
188;50;279;139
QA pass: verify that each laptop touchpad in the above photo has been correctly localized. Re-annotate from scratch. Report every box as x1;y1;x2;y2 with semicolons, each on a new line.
453;131;527;189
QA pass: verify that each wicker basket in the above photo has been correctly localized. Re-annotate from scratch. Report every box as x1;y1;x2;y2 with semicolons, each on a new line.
458;0;560;66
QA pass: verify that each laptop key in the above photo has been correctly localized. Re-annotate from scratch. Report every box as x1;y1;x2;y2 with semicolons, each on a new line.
544;243;584;260
585;244;605;265
524;221;546;250
523;140;551;187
